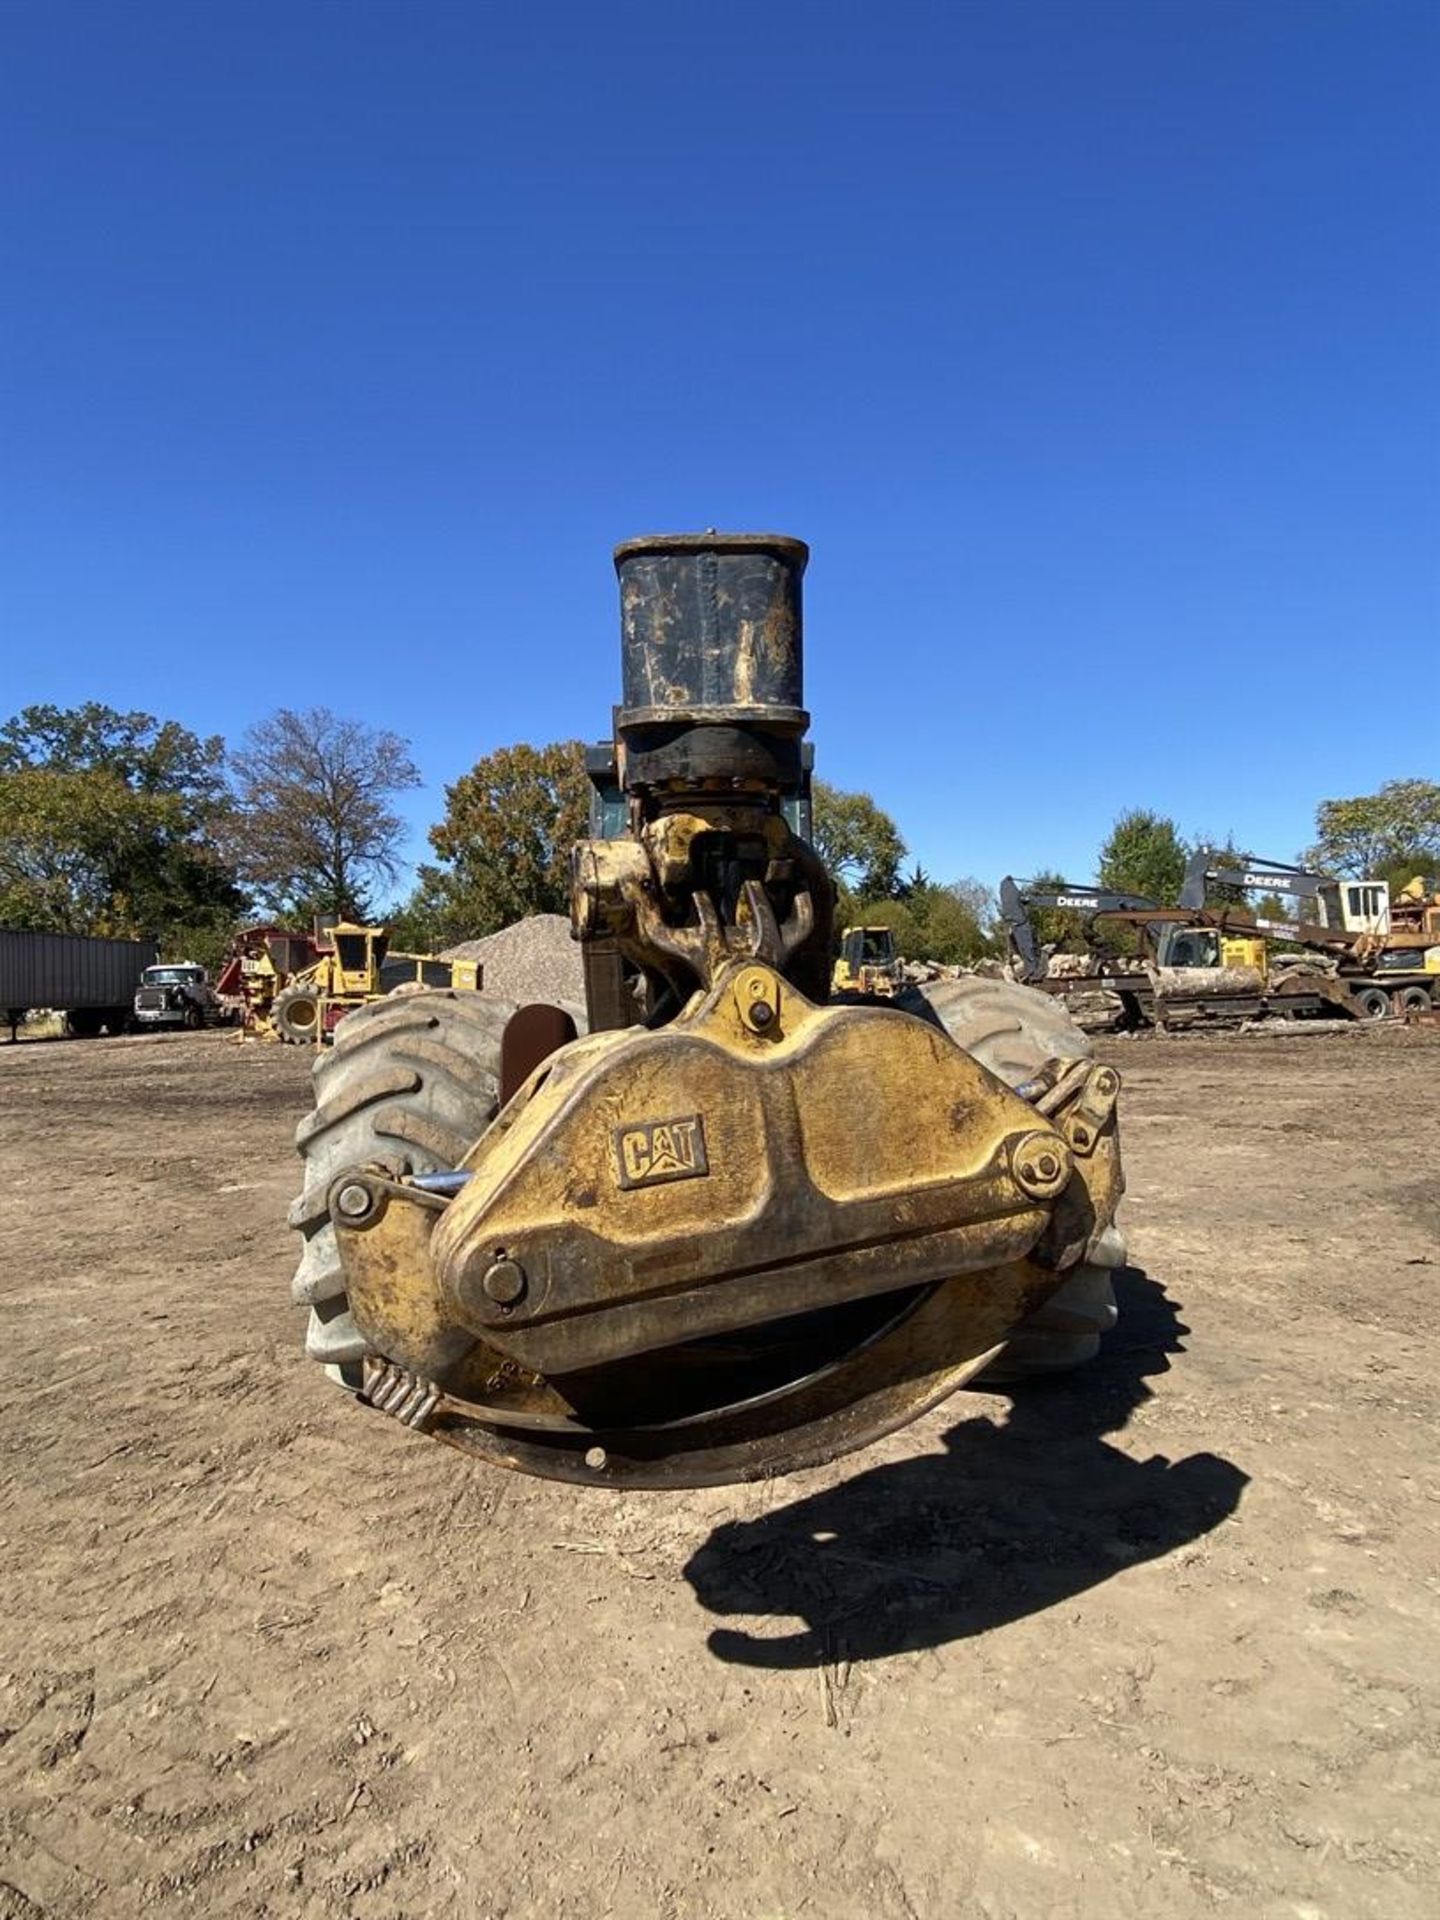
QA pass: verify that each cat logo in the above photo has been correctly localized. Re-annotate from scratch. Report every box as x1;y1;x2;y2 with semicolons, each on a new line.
615;1115;710;1190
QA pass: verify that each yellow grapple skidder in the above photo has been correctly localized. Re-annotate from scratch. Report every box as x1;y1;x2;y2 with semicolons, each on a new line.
287;535;1126;1487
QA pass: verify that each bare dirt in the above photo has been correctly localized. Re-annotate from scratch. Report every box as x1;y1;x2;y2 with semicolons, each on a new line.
0;1022;1436;1919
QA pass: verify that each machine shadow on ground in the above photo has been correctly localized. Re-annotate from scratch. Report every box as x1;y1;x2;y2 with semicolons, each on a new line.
684;1269;1248;1668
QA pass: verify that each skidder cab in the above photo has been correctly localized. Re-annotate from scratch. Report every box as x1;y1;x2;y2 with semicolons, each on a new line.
291;535;1124;1486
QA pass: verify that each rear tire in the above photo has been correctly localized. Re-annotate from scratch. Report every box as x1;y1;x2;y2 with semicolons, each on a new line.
1398;985;1433;1015
908;975;1124;1377
1351;985;1390;1021
288;990;516;1379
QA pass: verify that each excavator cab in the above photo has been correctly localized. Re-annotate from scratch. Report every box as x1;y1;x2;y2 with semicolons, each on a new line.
1155;927;1267;976
1160;929;1220;970
1332;881;1391;936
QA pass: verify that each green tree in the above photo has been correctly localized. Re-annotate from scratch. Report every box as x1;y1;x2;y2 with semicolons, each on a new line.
1097;809;1189;904
854;896;918;959
0;701;228;806
1253;891;1292;924
0;704;242;947
908;880;993;965
896;862;933;898
810;781;905;897
414;740;590;944
1305;779;1440;885
848;877;995;966
227;708;421;919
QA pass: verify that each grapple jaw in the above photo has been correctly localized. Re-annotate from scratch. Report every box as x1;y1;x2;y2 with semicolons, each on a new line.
327;962;1122;1487
294;531;1126;1486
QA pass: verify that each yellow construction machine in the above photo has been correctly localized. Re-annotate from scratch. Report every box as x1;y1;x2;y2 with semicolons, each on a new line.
286;535;1126;1487
268;924;480;1044
832;924;905;996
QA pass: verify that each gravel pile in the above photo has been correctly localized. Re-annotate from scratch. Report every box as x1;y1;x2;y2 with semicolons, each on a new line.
442;914;586;1011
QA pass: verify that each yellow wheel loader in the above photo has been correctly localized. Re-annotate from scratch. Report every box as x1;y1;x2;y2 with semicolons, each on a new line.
286;535;1126;1487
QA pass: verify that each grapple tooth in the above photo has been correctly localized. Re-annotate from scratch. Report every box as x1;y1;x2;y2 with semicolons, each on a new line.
376;1371;408;1414
362;1357;439;1430
398;1382;439;1428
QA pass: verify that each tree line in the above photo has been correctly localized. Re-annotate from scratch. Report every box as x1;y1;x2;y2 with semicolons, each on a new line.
2;700;1435;967
0;702;419;967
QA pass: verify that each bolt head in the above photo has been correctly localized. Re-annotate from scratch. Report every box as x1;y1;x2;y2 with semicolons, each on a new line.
482;1258;527;1306
335;1181;372;1220
747;1000;776;1030
1011;1130;1071;1198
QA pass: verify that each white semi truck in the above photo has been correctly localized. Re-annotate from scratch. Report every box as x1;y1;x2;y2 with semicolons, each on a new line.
131;961;229;1030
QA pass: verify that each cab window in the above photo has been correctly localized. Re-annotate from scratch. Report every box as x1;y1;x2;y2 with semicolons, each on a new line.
1168;932;1219;968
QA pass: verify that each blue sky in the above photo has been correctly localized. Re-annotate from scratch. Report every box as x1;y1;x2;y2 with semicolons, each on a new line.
2;1;1436;900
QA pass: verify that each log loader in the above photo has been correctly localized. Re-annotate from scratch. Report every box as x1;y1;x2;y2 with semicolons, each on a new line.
286;534;1127;1487
212;921;483;1043
268;922;480;1044
1000;854;1439;1028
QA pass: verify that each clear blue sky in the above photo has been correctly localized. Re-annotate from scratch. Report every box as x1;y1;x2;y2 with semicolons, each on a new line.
2;1;1436;898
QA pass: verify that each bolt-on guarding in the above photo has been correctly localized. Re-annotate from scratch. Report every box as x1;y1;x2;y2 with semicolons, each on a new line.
1009;1130;1073;1201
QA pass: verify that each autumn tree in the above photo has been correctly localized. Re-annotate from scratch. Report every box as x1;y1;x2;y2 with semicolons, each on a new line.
227;708;420;919
410;740;591;944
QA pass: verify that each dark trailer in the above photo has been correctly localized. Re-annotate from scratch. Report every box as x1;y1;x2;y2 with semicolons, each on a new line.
1;929;159;1040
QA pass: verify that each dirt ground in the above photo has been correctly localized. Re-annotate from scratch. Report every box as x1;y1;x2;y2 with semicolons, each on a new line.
0;1021;1436;1920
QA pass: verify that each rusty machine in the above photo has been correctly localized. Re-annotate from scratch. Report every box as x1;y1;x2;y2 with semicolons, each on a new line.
287;535;1125;1487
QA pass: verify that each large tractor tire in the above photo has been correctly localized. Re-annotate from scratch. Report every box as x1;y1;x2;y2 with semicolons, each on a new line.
909;975;1126;1378
272;982;324;1045
288;990;515;1381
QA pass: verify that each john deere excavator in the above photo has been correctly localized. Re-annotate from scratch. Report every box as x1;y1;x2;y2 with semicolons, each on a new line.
286;534;1126;1487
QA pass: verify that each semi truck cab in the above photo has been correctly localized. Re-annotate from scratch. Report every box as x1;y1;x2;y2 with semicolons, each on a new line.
132;963;220;1030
